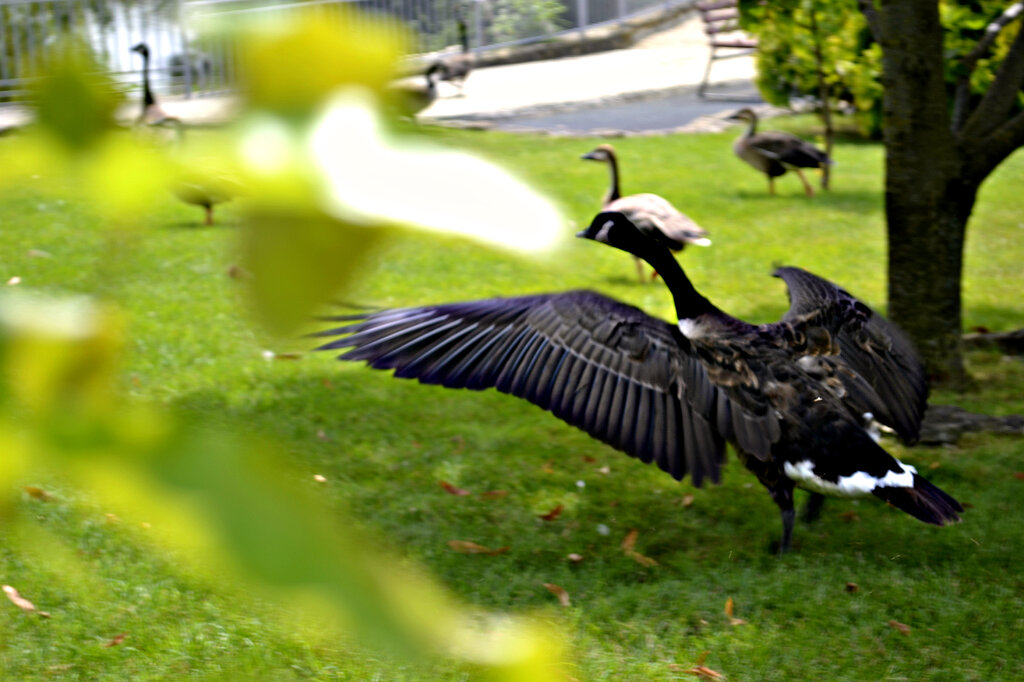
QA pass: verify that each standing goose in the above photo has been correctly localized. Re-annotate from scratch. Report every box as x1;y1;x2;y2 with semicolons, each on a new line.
130;42;181;128
314;211;961;553
581;144;710;282
728;108;831;196
430;18;474;95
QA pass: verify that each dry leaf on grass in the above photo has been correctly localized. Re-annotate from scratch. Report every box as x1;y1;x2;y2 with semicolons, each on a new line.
3;585;50;617
226;264;251;279
538;504;564;521
541;460;555;474
23;486;52;501
447;540;509;555
313;474;327;483
682;493;695;507
724;596;746;625
543;583;571;607
104;633;127;647
629;552;658;567
620;529;658;566
1014;472;1024;480
839;511;861;522
845;582;859;593
888;620;911;635
677;665;726;680
451;435;465;454
670;653;725;680
567;553;584;563
597;466;610;475
479;490;508;500
439;481;470;496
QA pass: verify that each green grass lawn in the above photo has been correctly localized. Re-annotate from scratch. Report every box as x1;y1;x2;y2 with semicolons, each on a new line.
2;118;1024;680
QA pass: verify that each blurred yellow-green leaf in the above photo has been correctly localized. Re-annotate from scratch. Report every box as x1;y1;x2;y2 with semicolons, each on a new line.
238;208;380;335
236;13;405;118
0;294;122;416
25;40;122;152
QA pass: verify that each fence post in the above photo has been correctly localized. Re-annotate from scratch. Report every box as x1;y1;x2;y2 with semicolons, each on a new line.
577;0;588;37
177;0;193;98
474;0;484;52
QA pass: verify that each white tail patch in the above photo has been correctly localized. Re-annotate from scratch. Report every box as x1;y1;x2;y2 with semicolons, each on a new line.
784;459;917;498
690;238;712;247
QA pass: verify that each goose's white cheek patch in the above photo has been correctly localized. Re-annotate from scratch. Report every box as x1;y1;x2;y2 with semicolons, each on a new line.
783;460;917;498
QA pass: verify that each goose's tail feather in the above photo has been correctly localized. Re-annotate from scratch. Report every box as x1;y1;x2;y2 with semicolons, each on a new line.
872;474;963;525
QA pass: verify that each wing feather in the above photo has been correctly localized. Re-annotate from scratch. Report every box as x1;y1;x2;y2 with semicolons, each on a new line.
317;291;774;485
773;266;927;441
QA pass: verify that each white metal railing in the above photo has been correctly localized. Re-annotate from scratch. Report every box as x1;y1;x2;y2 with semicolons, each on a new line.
0;0;689;103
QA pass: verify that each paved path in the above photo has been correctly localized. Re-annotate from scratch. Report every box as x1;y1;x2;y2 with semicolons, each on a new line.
419;11;761;134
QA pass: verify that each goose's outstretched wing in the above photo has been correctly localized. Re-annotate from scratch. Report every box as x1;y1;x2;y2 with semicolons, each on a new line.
315;291;773;486
773;266;928;441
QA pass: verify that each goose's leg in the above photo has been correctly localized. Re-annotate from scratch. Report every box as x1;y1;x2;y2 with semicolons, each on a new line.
204;205;214;226
802;492;826;523
635;257;646;283
770;483;797;554
768;176;776;196
779;508;796;554
794;169;815;197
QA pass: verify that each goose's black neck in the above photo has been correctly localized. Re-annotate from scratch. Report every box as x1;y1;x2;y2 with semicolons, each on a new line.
604;152;621;204
139;51;155;108
631;233;718;321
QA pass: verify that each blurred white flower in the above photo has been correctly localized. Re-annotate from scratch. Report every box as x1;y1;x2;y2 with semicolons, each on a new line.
307;87;566;253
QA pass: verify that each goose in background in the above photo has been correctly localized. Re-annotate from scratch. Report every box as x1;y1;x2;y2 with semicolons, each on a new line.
314;211;961;554
430;18;474;96
581;144;710;282
130;42;181;130
387;64;445;119
727;108;831;196
172;173;239;226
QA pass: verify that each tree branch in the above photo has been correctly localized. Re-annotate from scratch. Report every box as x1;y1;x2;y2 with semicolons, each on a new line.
955;2;1024;132
965;1;1023;65
961;18;1024;141
856;0;882;43
970;108;1024;179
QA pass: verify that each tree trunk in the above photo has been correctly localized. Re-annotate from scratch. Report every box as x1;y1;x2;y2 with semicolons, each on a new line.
877;0;972;387
886;183;976;386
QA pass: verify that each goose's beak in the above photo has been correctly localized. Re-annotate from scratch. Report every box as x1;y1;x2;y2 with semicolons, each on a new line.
580;152;597;160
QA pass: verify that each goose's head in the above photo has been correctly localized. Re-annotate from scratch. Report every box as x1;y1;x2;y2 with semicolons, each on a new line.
426;62;448;84
727;107;757;124
577;211;653;255
580;144;616;164
130;42;150;58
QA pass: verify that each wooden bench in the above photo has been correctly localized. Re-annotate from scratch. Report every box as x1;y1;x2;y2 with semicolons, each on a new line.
695;0;758;98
